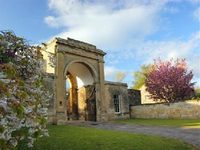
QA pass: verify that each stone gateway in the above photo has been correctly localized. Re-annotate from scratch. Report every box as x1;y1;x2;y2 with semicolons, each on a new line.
40;37;137;124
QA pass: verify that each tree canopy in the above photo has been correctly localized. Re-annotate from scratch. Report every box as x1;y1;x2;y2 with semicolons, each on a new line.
145;59;195;103
113;71;126;82
132;64;152;89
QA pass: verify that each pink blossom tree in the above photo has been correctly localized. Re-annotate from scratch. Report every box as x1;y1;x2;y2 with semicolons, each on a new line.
145;59;195;103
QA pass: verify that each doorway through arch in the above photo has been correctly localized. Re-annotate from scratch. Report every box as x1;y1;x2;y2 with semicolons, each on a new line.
65;62;97;121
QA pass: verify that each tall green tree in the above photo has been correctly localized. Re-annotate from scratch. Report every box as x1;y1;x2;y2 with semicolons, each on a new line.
113;71;126;82
132;64;152;89
194;87;200;98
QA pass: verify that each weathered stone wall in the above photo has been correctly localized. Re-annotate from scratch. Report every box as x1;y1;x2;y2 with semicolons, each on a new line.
43;73;56;124
105;81;130;120
128;89;141;106
131;100;200;119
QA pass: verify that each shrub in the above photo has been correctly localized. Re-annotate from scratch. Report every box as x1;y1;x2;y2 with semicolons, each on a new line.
0;31;51;149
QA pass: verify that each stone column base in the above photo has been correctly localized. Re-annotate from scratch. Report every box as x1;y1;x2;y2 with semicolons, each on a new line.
56;112;67;125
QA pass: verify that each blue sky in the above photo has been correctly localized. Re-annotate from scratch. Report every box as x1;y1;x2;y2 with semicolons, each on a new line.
0;0;200;87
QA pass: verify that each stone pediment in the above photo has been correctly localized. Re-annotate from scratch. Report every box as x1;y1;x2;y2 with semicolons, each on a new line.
55;37;106;56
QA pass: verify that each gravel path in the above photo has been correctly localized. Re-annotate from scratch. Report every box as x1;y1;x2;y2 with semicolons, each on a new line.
66;121;200;149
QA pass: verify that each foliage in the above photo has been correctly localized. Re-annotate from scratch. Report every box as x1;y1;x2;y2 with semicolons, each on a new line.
113;71;125;82
18;125;196;150
145;59;195;103
195;88;200;93
193;87;200;99
132;64;153;89
0;31;51;149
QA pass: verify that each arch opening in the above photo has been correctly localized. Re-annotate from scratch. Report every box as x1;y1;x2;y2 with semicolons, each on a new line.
65;62;96;121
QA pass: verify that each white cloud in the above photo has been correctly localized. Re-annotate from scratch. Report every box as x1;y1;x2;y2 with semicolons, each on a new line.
104;66;128;82
45;16;59;27
142;32;200;60
136;32;200;76
45;0;200;85
104;66;120;79
104;31;200;85
189;55;200;77
45;0;168;49
194;6;200;22
188;0;200;4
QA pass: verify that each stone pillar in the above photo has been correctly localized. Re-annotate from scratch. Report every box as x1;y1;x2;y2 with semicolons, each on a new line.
97;57;107;121
95;83;101;121
55;51;67;124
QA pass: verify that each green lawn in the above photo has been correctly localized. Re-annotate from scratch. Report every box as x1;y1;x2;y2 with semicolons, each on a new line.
114;119;200;128
18;125;196;150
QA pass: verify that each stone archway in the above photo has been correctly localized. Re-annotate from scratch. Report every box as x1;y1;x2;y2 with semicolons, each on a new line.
65;62;97;121
41;37;131;124
42;38;108;124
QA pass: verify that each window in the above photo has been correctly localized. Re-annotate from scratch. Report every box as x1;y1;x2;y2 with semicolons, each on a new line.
113;95;121;113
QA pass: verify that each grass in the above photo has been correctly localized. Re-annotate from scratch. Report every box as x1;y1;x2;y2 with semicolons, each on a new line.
114;119;200;128
18;125;197;150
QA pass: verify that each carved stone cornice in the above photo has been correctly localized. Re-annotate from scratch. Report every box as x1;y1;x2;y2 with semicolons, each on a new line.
57;46;100;61
55;37;106;56
105;81;128;87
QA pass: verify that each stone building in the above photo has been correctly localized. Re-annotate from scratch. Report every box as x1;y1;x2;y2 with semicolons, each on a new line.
139;85;163;104
139;85;156;104
40;37;138;124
